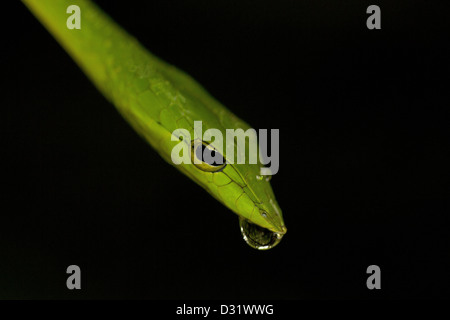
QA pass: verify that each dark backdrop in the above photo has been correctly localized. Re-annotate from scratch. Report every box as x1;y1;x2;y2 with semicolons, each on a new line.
2;0;449;299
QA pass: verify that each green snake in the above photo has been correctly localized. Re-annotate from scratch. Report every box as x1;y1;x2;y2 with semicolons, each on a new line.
24;0;287;250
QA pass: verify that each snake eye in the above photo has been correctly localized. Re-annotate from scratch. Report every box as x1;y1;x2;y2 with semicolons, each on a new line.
191;140;226;172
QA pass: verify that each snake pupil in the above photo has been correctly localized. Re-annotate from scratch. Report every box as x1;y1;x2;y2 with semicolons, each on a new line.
195;142;224;166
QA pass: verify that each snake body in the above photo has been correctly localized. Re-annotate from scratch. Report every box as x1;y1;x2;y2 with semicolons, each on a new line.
24;0;287;249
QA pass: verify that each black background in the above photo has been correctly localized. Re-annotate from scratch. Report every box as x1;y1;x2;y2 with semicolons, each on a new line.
2;0;449;299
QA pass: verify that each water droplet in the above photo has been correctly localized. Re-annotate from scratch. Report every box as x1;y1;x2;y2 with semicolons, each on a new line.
239;217;284;250
256;175;264;181
265;176;272;182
